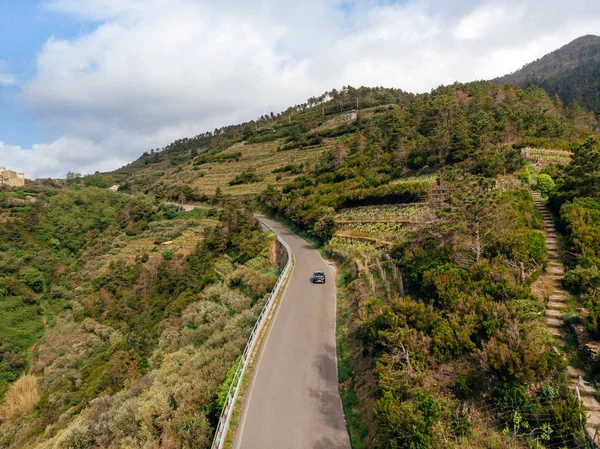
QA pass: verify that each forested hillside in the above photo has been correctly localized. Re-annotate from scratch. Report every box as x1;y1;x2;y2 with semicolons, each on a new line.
0;185;279;448
112;86;413;202
107;80;600;448
117;81;596;239
1;79;600;449
551;139;600;347
253;83;599;448
494;35;600;116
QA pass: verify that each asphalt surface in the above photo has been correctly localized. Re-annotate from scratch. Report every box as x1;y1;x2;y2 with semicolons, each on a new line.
233;217;351;449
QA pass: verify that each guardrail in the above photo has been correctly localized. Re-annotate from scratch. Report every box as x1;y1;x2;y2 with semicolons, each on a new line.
210;223;293;449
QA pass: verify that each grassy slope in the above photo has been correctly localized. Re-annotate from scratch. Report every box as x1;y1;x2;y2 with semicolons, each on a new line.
192;140;330;196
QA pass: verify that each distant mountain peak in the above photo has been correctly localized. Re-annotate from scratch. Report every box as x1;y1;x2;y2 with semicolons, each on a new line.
493;35;600;114
570;34;600;43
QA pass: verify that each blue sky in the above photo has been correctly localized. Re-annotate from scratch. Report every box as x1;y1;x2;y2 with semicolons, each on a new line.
0;0;86;147
1;0;599;178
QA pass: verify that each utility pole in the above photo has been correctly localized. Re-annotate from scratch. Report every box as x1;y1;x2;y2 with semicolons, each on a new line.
356;97;359;110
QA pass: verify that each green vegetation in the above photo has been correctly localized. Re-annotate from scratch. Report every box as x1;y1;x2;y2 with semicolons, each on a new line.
111;80;596;448
1;77;599;448
271;163;306;174
535;173;556;197
66;172;115;188
257;83;593;241
550;139;600;339
247;81;596;448
494;34;600;116
194;151;242;165
331;170;586;448
0;186;277;448
229;167;263;186
112;86;412;201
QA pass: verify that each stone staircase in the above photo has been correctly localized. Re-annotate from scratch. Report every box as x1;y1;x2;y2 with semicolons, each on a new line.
532;191;600;443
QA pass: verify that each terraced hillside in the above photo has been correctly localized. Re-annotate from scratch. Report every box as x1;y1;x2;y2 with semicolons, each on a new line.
112;87;414;202
191;140;329;197
521;147;573;167
1;81;589;449
0;190;39;223
328;196;434;257
251;83;598;448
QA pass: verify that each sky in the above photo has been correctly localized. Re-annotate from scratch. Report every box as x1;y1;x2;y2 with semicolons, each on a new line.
0;0;599;179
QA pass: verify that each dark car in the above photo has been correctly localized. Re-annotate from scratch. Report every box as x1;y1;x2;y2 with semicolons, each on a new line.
311;271;326;284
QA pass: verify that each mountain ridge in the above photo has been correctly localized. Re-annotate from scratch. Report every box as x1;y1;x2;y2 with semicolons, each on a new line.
493;34;600;114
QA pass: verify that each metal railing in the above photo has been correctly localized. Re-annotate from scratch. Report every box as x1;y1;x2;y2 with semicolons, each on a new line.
210;226;293;449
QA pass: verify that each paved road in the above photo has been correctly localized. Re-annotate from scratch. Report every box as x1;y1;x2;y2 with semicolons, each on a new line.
233;217;351;449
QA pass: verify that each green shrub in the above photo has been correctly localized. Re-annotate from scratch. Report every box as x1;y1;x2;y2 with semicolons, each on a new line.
173;413;212;448
19;268;46;293
375;391;442;449
162;249;175;261
450;372;483;400
560;198;600;267
491;230;548;267
313;215;337;242
563;266;599;294
535;173;555;197
229;168;263;186
517;167;531;185
88;174;114;188
213;356;241;413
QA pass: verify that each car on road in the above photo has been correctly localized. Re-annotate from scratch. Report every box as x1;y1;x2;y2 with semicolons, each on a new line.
311;271;326;284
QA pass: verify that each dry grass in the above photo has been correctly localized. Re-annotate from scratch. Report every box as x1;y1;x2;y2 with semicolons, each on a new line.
522;147;572;166
389;173;437;186
0;374;40;421
190;140;330;196
123;137;333;199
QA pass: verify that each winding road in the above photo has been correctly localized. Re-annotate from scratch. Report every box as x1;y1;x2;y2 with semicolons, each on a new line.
233;217;351;449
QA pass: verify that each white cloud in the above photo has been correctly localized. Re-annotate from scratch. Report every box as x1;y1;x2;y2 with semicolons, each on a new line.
0;119;234;179
4;0;600;178
1;138;117;179
455;5;520;41
0;60;17;86
0;74;16;86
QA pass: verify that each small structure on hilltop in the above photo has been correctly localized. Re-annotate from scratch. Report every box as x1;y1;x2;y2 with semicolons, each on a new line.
0;167;25;187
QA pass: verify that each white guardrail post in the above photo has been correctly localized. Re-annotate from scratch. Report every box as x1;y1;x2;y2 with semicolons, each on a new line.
210;223;292;449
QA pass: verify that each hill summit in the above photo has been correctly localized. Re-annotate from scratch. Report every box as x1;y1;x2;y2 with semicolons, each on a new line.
494;34;600;114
